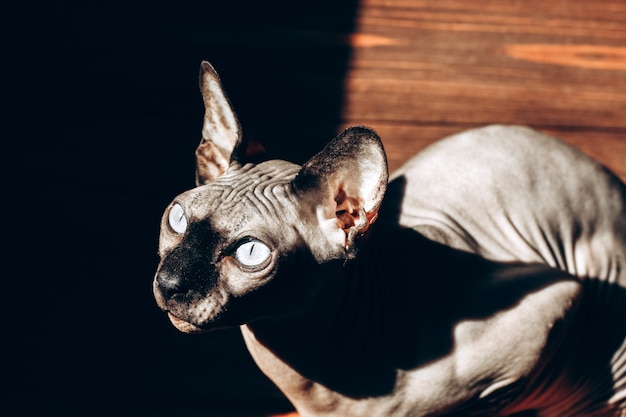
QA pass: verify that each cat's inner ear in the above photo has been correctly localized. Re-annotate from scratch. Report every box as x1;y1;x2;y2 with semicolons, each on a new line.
195;61;241;185
294;126;388;251
195;61;269;185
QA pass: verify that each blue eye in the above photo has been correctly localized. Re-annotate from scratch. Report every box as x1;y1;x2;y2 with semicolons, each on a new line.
168;203;187;234
235;240;271;267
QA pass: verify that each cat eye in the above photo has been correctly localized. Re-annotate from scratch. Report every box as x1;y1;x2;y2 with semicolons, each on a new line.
168;203;187;234
235;240;271;268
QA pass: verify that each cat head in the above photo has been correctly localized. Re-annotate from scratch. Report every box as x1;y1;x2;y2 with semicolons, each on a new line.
153;62;388;332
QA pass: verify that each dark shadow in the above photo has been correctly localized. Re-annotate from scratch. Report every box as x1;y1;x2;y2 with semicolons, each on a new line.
249;175;626;414
6;1;360;416
252;229;576;394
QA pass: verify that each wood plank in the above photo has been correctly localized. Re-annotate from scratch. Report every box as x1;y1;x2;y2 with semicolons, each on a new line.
340;0;626;181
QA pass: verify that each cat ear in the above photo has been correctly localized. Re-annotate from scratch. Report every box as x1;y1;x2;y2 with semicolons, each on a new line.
294;126;388;255
195;61;240;185
195;62;268;185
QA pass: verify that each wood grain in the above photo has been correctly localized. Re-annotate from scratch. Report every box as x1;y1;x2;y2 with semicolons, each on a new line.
340;0;626;180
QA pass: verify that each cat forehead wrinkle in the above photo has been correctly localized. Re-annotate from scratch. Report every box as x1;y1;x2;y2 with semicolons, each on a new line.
192;160;300;200
221;160;301;183
210;187;298;238
179;162;302;240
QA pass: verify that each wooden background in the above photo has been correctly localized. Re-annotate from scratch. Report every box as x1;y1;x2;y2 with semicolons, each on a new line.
5;1;624;416
345;0;626;177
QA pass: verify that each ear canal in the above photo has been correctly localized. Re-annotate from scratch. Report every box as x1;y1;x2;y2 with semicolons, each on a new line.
196;61;242;185
294;126;388;254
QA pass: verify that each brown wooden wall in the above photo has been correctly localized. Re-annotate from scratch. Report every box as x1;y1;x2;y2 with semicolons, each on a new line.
342;0;625;176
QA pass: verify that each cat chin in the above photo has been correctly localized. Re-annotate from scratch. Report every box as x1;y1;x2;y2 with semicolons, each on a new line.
167;312;238;333
167;312;209;334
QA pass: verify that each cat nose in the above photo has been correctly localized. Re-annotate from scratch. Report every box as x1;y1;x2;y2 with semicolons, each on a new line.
156;270;183;300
